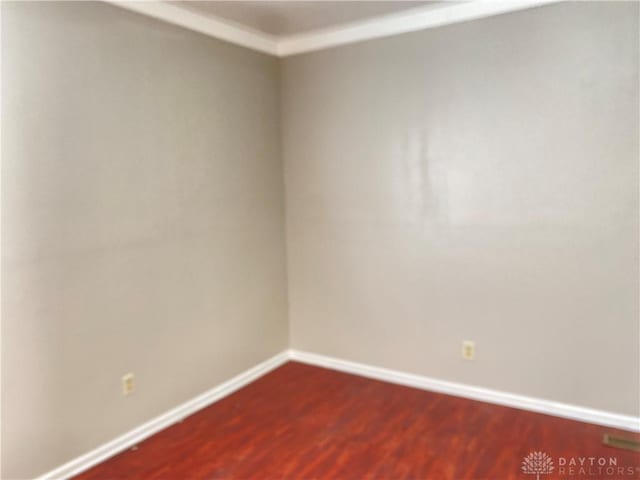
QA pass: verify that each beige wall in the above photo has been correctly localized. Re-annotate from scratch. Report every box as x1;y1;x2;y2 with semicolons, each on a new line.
282;2;639;416
1;2;288;478
3;1;640;478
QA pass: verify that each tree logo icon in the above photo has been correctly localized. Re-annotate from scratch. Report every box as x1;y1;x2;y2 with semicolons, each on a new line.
522;451;554;480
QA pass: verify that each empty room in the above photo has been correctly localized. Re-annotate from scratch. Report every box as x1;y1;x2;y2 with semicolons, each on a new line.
2;0;639;479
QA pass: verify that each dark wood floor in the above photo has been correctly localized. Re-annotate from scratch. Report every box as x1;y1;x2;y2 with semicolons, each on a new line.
75;362;640;480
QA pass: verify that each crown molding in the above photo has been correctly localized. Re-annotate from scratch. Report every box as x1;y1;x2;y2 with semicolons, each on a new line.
105;1;562;58
104;1;279;55
277;0;561;57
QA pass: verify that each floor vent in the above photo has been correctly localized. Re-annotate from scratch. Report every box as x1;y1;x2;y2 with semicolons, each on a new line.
603;434;640;452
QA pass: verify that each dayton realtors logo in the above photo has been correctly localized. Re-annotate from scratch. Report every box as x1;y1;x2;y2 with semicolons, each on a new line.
522;451;554;480
521;452;639;478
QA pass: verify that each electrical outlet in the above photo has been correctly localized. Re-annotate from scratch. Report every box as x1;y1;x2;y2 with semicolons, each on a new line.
122;372;135;396
462;340;475;360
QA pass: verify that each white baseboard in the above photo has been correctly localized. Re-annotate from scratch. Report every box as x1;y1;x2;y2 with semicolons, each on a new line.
36;351;290;480
36;348;640;479
288;349;640;433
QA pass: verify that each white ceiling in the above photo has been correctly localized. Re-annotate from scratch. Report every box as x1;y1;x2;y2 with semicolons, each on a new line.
171;1;439;37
